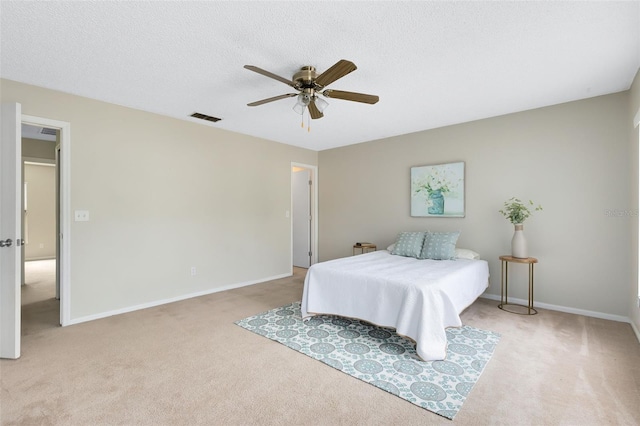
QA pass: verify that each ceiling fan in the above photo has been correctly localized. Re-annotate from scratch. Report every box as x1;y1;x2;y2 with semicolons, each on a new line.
244;59;379;120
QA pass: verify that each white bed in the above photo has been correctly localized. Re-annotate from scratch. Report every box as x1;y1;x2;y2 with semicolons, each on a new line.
301;250;489;361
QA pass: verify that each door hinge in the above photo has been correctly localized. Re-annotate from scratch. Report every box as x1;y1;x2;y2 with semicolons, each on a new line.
308;180;312;186
308;251;312;257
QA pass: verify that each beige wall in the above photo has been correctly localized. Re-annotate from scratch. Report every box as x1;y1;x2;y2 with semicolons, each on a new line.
4;75;638;326
2;79;317;321
22;137;56;161
319;92;632;318
629;68;640;335
23;164;56;260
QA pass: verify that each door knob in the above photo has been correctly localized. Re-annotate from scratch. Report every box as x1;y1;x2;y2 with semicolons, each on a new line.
0;239;13;247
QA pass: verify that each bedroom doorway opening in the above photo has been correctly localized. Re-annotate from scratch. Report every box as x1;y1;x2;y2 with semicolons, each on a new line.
20;114;70;331
22;123;60;331
291;163;317;269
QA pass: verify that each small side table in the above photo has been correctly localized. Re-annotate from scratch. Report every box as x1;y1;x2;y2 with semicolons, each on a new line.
499;255;538;315
353;243;376;255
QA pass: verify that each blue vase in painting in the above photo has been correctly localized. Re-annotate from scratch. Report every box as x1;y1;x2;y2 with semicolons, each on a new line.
428;190;445;215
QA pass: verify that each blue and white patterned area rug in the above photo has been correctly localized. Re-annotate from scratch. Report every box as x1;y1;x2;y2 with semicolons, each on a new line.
235;301;500;420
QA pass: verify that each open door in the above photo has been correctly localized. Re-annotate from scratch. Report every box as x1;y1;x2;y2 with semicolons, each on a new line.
1;102;22;359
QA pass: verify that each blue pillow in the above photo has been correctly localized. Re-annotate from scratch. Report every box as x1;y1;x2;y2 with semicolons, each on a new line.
390;232;426;258
419;231;460;260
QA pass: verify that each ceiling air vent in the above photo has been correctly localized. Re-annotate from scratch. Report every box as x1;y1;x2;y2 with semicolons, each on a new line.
40;127;57;135
190;112;221;123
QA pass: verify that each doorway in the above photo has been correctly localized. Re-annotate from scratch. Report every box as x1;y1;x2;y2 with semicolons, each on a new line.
291;163;318;269
22;123;60;330
21;115;70;330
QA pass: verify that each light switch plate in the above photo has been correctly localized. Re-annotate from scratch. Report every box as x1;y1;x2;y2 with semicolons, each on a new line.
74;210;89;222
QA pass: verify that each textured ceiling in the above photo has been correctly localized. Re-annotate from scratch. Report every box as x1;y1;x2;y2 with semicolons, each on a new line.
1;1;639;151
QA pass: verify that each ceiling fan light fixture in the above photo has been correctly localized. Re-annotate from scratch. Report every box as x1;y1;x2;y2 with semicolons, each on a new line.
314;96;329;113
293;93;312;114
297;93;311;106
292;102;306;115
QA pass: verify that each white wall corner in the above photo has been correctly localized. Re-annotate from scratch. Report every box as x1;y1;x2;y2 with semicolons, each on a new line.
631;317;640;344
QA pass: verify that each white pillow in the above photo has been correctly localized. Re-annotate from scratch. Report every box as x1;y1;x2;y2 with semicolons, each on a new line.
386;243;395;252
455;248;480;260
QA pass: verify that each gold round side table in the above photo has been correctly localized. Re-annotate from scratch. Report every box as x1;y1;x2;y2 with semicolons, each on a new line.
499;255;538;315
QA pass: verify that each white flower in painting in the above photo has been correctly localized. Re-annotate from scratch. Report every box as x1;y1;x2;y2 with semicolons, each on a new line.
413;165;461;197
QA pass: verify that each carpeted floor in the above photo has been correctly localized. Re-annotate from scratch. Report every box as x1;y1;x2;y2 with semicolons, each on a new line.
20;259;60;337
1;263;640;425
236;301;501;419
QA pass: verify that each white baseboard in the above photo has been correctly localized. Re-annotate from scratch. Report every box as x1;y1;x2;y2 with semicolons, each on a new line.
64;281;640;345
480;293;630;324
65;272;293;326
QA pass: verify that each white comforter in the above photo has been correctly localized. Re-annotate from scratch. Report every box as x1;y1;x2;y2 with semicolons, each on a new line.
301;250;489;361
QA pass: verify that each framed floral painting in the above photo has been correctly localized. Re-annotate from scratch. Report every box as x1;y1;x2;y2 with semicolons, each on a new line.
411;161;465;217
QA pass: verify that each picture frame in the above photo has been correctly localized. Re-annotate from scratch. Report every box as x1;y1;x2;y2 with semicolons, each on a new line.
411;161;465;217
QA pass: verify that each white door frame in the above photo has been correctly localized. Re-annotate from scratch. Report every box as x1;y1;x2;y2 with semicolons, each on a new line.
21;114;71;327
291;162;318;268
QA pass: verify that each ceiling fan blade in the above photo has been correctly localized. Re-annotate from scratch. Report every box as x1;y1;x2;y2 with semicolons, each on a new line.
322;89;379;104
247;93;297;107
308;99;324;119
315;60;357;87
244;65;295;87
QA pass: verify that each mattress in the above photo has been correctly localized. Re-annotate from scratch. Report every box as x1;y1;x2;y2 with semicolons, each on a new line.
301;250;489;361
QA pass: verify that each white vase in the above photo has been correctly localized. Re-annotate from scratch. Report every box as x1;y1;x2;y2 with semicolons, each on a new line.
511;224;528;258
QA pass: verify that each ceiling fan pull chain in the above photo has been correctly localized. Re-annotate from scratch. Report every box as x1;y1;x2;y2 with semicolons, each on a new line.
307;108;311;132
